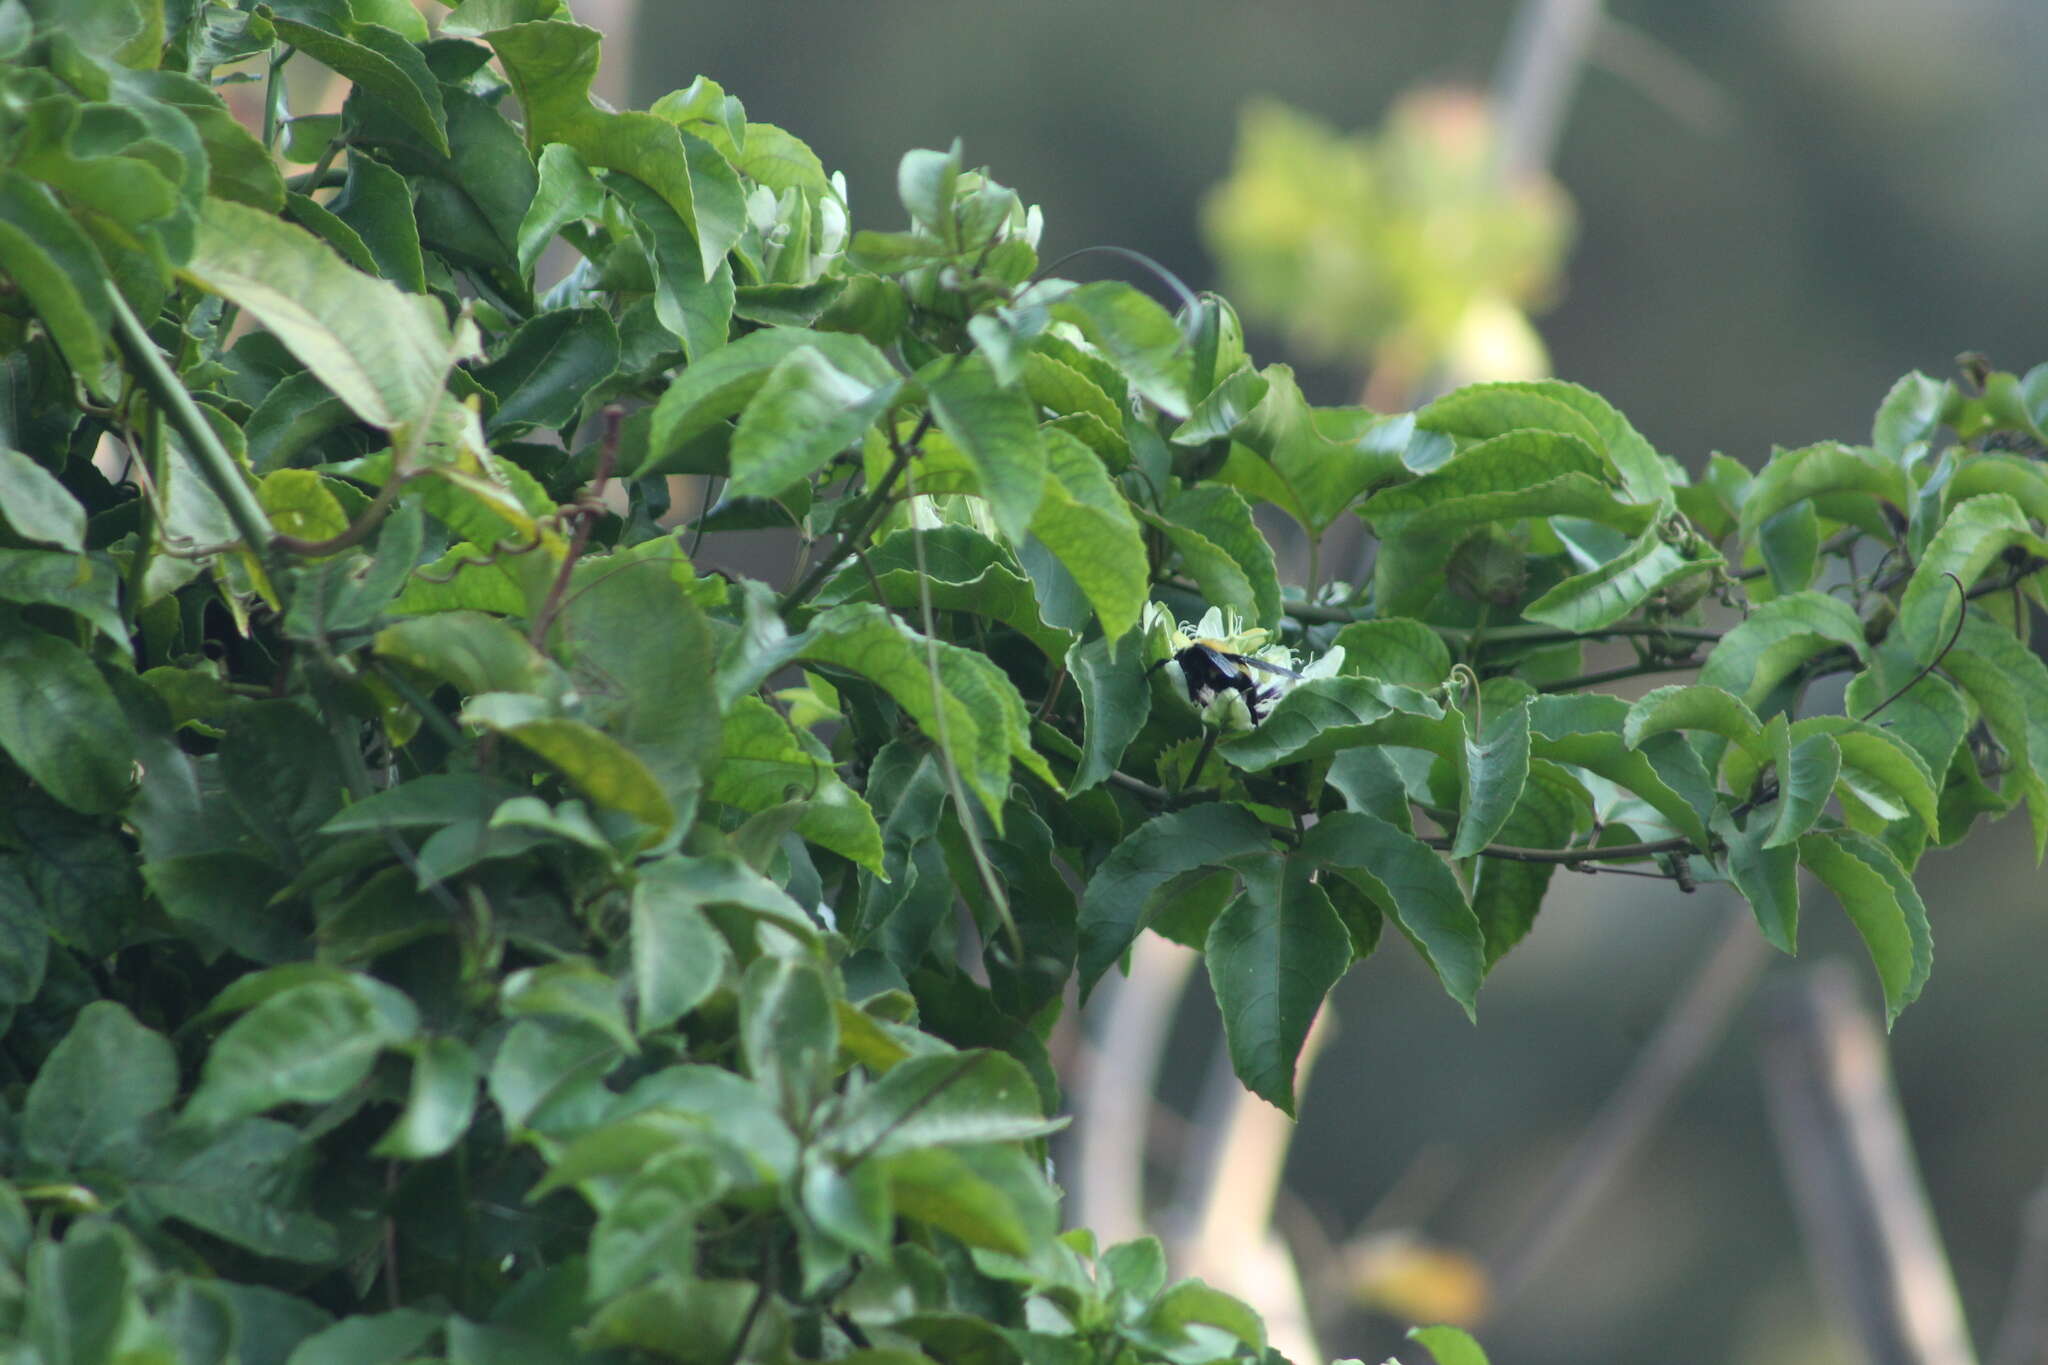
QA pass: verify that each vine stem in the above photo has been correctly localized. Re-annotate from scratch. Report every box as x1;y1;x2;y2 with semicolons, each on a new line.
778;410;930;612
1423;832;1701;865
108;287;277;562
903;464;1024;962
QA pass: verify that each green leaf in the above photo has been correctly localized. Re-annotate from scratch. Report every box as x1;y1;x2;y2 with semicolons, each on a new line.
1330;618;1453;692
1160;484;1282;631
1135;1281;1267;1359
464;693;678;833
1422;379;1671;504
0;629;134;814
181;198;476;431
1765;727;1840;849
185;978;414;1126
1220;366;1406;536
1361;429;1656;538
1738;441;1909;538
22;1001;175;1173
712;695;883;872
374;611;557;697
270;17;449;155
1203;854;1349;1113
607;170;735;362
372;1036;479;1159
1524;520;1718;632
1467;761;1593;964
922;354;1046;544
0;548;125;646
1050;280;1193;417
488;1018;622;1134
880;1147;1032;1257
488;22;742;272
828;1050;1061;1157
329;152;426;292
219;700;348;867
283;1309;443;1365
1525;693;1714;847
803;1159;894;1262
1894;494;2048;667
820;525;1073;661
1789;716;1941;834
503;959;636;1053
897;143;960;242
0;168;110;389
741;954;837;1112
1299;812;1484;1016
1797;831;1931;1025
1451;697;1530;858
1719;811;1800;954
1758;501;1821;594
1623;684;1765;758
1408;1323;1492;1365
1028;426;1149;639
1076;803;1276;996
1219;675;1450;773
517;141;604;275
799;602;1049;823
0;448;86;550
1137;505;1258;627
1065;631;1149;792
726;344;901;499
473;305;621;434
1872;371;1950;464
1697;592;1868;710
1941;614;2048;857
631;875;730;1034
642;326;886;475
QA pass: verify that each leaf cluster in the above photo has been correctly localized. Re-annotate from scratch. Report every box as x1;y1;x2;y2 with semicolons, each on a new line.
1;3;2045;1362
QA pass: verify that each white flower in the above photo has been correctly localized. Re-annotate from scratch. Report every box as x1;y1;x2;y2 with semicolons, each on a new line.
1143;602;1341;729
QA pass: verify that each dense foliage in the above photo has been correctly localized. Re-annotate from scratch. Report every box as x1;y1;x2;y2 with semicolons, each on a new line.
3;2;2047;1362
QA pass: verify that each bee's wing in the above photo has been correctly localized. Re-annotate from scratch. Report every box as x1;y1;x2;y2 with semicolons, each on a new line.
1232;653;1304;680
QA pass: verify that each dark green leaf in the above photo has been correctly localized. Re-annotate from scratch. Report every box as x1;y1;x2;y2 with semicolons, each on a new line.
473;306;621;434
372;1036;479;1159
0;447;87;551
741;954;836;1113
184;978;414;1126
1300;811;1483;1015
1204;854;1349;1113
1076;803;1275;997
923;354;1046;544
22;1001;175;1173
1451;697;1530;858
0;628;133;814
1065;631;1150;793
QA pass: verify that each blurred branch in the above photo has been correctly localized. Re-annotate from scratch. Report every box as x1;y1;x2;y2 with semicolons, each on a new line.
1481;899;1771;1316
1176;1006;1336;1365
1761;962;1980;1365
1989;1180;2048;1365
1588;14;1735;139
1072;935;1201;1247
1490;0;1604;183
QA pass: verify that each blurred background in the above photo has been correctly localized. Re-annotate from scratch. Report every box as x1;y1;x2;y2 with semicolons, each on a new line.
599;3;2048;1360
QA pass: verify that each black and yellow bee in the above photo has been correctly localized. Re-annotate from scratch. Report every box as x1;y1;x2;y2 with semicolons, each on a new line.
1147;639;1303;725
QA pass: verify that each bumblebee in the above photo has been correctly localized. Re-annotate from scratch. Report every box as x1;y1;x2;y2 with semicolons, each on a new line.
1148;639;1303;725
